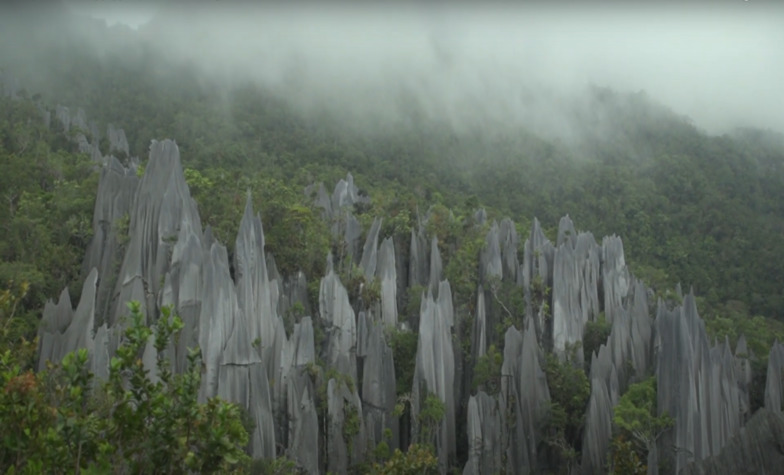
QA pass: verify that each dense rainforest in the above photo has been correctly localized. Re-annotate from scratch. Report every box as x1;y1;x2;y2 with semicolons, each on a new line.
3;3;784;474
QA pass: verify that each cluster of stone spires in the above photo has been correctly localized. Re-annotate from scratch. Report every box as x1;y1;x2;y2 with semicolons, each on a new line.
32;100;784;473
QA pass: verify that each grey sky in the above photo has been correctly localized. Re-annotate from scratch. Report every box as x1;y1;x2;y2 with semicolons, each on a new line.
62;1;784;135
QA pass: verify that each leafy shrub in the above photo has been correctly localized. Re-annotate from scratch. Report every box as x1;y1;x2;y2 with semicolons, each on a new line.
1;301;250;473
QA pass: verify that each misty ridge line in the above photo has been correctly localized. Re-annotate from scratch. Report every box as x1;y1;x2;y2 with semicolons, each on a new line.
5;1;784;140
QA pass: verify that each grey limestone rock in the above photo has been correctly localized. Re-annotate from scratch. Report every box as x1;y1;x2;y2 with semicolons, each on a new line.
310;182;332;217
327;377;367;473
217;309;277;460
601;235;630;325
319;265;357;379
377;237;398;326
628;279;653;377
474;208;487;225
655;292;745;473
72;108;89;133
344;211;362;264
359;217;382;279
551;226;601;363
38;104;51;129
581;372;614;475
331;172;367;210
521;218;555;344
734;335;753;419
499;326;528;472
556;214;577;248
429;236;443;297
55;105;70;132
463;391;502;475
92;323;111;382
37;268;99;372
409;220;430;288
765;341;784;414
109;140;202;334
473;289;488;361
499;323;550;474
198;241;240;401
37;288;74;371
412;281;456;471
165;217;204;373
552;242;584;360
234;193;282;367
107;123;130;156
481;221;503;282
278;271;312;327
499;217;519;282
681;408;784;475
361;318;399;452
286;370;319;474
310;174;368;263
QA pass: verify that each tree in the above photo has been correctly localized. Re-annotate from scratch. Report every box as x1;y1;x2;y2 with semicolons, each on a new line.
0;301;250;473
612;376;673;467
371;444;439;475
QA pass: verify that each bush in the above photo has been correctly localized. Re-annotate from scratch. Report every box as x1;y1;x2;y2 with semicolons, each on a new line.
0;301;250;473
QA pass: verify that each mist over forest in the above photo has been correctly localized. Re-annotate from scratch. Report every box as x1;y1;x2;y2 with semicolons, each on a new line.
9;1;784;137
3;1;784;474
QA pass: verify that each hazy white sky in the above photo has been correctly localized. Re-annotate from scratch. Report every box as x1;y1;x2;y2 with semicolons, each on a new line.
62;1;784;134
66;1;159;29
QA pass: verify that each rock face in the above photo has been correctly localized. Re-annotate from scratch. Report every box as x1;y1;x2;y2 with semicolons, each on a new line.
38;268;99;372
462;391;502;475
109;140;202;332
319;259;357;379
681;408;784;475
360;317;399;453
765;342;784;414
217;309;277;460
377;237;398;326
309;172;369;264
83;156;139;326
655;292;745;473
234;193;283;372
412;280;456;471
499;323;551;474
34;113;784;474
107;123;130;157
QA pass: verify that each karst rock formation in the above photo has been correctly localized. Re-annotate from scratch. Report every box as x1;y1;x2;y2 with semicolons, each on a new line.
33;104;784;473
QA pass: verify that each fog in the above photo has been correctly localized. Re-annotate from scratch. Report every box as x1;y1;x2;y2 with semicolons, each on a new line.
29;2;784;136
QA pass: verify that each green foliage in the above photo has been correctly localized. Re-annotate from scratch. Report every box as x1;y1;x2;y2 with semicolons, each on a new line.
0;281;36;370
531;274;551;319
703;302;784;413
112;212;130;246
542;352;590;469
472;344;503;395
417;392;446;446
612;376;673;462
0;301;249;473
0;95;97;336
339;263;380;308
583;313;611;365
344;404;362;458
247;455;304;475
703;301;784;360
404;285;426;321
488;277;527;337
443;220;487;318
609;435;647;475
387;327;418;397
370;444;439;475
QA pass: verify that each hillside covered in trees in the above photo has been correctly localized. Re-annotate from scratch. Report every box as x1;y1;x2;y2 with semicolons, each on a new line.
3;2;784;474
